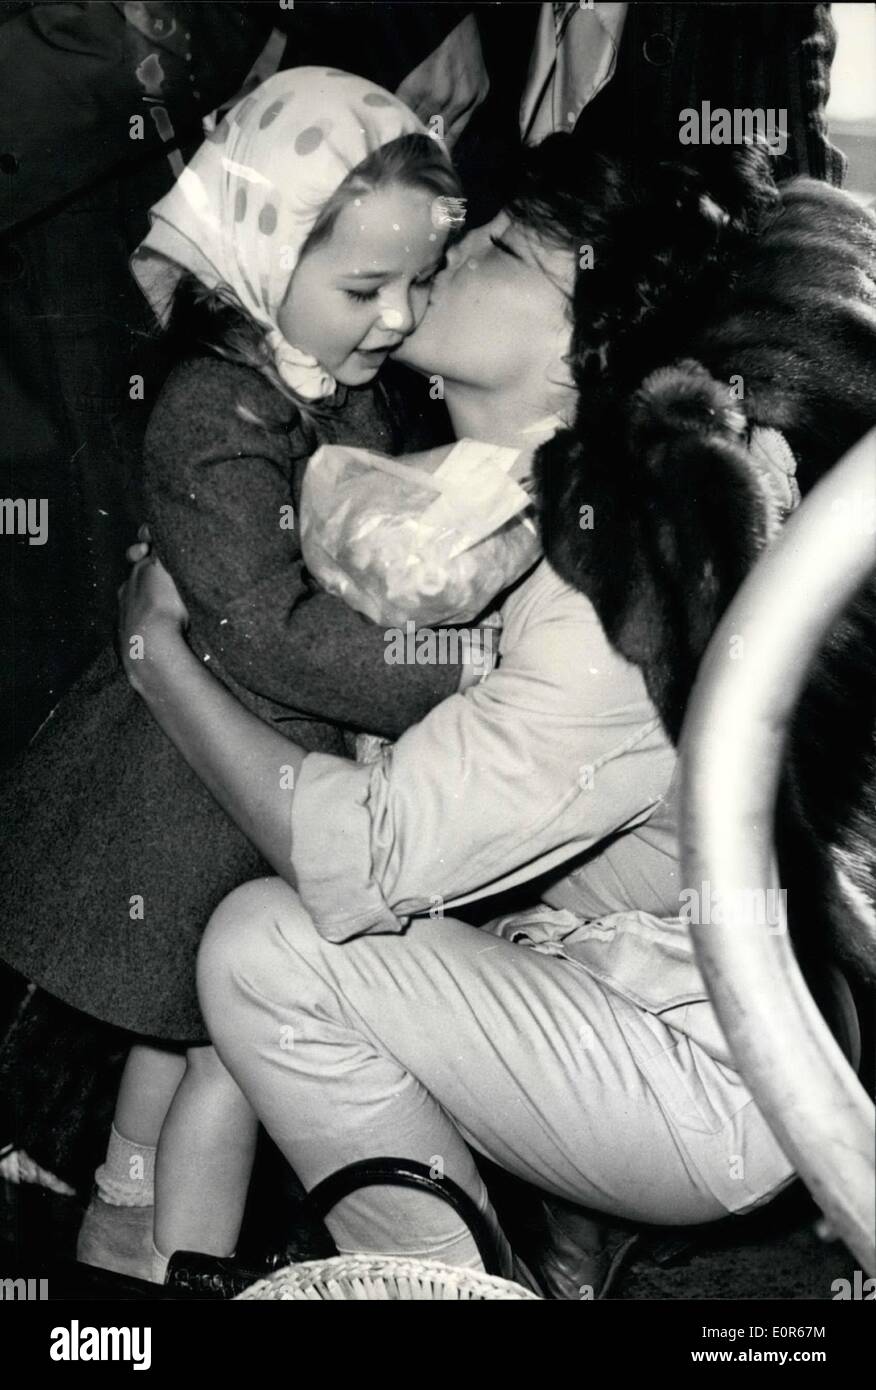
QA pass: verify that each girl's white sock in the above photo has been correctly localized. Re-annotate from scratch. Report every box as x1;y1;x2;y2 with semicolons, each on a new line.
94;1124;156;1207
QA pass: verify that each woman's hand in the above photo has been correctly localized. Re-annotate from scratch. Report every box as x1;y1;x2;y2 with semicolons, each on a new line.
118;552;189;691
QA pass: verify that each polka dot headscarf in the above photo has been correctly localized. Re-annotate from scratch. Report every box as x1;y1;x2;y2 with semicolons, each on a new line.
131;67;440;400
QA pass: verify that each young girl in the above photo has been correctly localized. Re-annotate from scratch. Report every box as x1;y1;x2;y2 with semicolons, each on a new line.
0;67;513;1283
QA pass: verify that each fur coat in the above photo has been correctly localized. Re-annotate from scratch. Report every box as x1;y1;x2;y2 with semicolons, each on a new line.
538;358;876;996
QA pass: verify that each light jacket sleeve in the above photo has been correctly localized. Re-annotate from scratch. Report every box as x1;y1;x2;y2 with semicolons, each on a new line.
290;561;676;940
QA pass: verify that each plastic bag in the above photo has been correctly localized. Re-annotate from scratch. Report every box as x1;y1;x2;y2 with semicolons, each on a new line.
299;437;544;627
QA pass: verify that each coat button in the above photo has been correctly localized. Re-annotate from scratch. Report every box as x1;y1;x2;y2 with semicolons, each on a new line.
642;33;674;66
0;244;25;284
0;152;19;174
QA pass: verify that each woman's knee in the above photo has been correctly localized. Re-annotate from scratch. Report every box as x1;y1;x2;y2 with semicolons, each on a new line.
198;877;281;1012
196;876;314;1023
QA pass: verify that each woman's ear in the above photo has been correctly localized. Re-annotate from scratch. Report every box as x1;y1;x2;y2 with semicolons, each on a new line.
538;257;579;410
550;327;577;403
537;361;771;743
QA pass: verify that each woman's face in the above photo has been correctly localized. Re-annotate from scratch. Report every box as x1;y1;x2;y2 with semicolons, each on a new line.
395;210;576;391
277;182;449;386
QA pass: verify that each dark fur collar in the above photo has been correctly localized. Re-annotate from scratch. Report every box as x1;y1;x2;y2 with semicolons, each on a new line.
537;359;876;980
538;359;769;742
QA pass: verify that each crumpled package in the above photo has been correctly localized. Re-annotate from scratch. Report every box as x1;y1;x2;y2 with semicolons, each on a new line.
299;437;544;627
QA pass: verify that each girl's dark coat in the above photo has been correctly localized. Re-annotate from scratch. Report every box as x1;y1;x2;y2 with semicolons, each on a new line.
0;356;460;1043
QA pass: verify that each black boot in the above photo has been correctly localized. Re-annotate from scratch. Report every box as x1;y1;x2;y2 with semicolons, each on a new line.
521;1194;641;1300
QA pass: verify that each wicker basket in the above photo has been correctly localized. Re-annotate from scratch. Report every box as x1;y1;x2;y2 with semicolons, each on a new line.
236;1254;541;1301
235;1157;541;1299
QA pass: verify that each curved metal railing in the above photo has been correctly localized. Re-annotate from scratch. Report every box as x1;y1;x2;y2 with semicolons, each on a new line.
680;427;876;1273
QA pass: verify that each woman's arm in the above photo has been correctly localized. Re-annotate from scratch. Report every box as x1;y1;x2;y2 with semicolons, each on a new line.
121;555;305;884
122;554;673;937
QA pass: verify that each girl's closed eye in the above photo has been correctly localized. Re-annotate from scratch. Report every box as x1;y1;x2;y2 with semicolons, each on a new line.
344;259;445;306
345;285;381;304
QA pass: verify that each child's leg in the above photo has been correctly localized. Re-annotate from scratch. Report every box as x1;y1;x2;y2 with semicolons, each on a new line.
114;1042;188;1149
152;1043;259;1282
78;1043;186;1278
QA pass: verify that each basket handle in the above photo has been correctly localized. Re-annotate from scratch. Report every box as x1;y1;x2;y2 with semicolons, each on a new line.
306;1157;504;1277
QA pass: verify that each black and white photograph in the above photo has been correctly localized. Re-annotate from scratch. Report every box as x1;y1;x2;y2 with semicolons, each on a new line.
0;0;874;1356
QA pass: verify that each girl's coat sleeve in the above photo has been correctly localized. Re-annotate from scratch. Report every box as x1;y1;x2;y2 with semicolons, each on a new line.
143;357;461;739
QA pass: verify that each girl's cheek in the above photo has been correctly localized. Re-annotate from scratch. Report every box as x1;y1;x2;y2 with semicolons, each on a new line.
344;303;376;340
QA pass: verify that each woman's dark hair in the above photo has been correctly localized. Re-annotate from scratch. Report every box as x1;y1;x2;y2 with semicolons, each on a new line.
163;133;461;443
510;133;876;492
508;135;781;381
